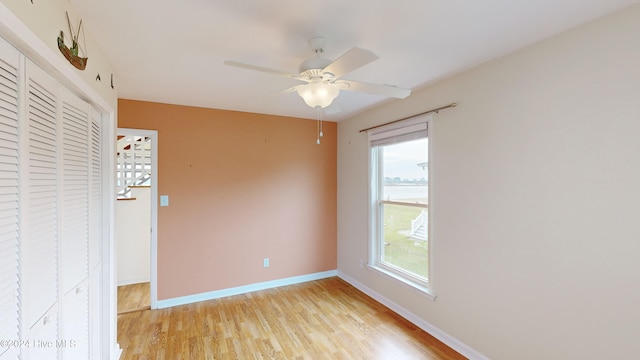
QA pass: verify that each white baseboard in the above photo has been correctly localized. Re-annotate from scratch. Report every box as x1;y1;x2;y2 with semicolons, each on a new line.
153;269;486;358
337;271;489;360
155;270;338;309
117;278;150;287
112;344;123;360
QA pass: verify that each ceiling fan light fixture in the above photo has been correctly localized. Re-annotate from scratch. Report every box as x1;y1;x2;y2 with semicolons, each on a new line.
296;80;339;108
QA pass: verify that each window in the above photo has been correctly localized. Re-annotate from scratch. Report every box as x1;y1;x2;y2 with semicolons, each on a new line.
369;115;433;296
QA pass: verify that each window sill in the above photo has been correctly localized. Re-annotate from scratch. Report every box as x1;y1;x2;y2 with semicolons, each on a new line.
367;264;437;301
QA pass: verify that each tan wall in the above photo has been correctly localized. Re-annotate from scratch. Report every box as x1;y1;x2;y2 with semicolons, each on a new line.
118;99;337;300
338;4;640;360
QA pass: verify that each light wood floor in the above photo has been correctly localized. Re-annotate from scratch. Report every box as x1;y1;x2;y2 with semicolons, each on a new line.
117;277;466;359
118;282;151;315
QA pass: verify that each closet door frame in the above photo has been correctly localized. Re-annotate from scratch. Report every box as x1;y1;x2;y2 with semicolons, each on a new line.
0;5;118;359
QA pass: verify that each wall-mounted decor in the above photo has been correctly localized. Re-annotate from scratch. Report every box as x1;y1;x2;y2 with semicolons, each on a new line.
57;12;88;70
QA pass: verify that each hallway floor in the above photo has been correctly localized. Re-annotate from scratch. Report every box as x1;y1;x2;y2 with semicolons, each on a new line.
117;282;150;315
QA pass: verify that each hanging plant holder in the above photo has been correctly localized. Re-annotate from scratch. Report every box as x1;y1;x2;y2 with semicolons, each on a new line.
57;12;88;70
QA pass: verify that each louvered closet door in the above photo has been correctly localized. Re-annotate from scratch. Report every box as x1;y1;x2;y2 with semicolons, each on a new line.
88;108;102;360
0;37;21;360
59;88;91;359
89;109;101;270
23;306;58;360
23;60;59;333
60;89;90;293
61;279;89;360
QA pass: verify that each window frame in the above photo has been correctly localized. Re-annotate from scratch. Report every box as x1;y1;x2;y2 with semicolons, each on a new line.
368;114;436;300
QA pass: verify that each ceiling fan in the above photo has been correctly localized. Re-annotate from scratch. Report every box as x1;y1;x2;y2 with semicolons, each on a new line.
224;37;411;110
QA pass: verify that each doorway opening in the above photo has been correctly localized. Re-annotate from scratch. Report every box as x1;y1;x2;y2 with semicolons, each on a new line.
115;128;158;314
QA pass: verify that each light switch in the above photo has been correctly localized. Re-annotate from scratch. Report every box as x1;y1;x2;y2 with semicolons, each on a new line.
160;195;169;206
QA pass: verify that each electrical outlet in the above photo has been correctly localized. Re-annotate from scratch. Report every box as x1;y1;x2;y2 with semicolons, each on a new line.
263;258;269;268
359;259;364;269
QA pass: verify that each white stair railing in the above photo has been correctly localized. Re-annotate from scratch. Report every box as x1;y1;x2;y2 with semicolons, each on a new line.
116;135;151;197
410;210;428;239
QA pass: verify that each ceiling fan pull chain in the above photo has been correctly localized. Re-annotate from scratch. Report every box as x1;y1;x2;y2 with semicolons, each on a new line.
319;108;324;138
316;106;321;145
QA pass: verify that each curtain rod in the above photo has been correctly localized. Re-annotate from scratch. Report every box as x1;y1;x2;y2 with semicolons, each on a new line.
358;103;457;133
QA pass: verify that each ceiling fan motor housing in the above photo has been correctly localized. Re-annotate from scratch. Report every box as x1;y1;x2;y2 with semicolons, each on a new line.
298;57;333;77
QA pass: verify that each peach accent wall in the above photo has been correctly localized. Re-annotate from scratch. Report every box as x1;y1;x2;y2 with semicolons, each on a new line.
118;99;337;300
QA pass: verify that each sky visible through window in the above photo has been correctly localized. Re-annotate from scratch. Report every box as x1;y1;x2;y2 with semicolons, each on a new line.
382;138;428;183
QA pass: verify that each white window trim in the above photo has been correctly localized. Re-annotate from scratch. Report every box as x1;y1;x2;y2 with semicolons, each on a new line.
368;114;436;301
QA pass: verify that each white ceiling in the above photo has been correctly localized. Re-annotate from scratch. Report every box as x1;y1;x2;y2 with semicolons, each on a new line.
69;0;637;121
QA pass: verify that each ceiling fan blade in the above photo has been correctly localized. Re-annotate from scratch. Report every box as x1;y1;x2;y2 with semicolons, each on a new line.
224;60;303;80
282;85;303;93
322;47;379;79
336;80;411;99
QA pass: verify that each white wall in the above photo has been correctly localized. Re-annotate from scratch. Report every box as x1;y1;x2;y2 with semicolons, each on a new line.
338;4;640;360
0;0;117;109
116;187;151;285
